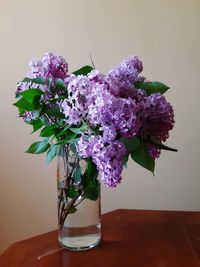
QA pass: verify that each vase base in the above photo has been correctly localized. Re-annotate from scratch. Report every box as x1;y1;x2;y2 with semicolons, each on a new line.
58;234;101;251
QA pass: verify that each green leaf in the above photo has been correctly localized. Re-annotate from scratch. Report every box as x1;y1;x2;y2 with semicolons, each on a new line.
148;136;178;152
66;138;79;144
131;144;155;173
86;158;98;180
46;144;60;164
40;115;50;126
72;65;93;76
68;206;77;214
74;167;81;183
83;178;100;201
55;79;66;90
134;81;170;95
70;143;77;153
14;97;39;111
18;108;25;116
123;154;129;168
56;125;71;137
70;122;88;135
80;122;89;132
55;131;78;145
64;131;77;141
82;158;100;201
29;119;43;133
44;105;66;119
69;128;83;135
26;140;50;154
23;77;46;85
20;89;44;103
40;125;57;137
65;186;79;198
120;136;141;152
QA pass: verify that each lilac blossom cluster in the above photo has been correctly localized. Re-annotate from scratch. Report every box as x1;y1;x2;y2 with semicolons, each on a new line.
16;52;68;95
77;136;126;187
28;52;68;80
139;93;175;142
106;56;145;99
61;55;174;187
15;53;69;122
15;53;175;187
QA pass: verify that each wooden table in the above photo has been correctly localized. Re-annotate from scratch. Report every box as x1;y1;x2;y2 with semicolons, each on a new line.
1;209;200;267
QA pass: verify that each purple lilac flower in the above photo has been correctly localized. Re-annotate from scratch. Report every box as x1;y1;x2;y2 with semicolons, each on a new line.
29;53;68;99
147;144;161;159
16;81;32;95
108;55;143;84
88;69;106;84
21;111;36;123
62;70;140;140
61;71;110;126
61;75;93;125
42;53;68;79
15;61;44;96
139;93;175;142
15;80;44;96
28;58;45;78
28;53;68;80
101;126;117;141
99;96;139;140
86;71;140;139
125;88;146;102
106;56;144;99
86;78;111;126
76;135;96;158
15;53;176;187
16;53;69;98
77;136;127;187
92;137;127;187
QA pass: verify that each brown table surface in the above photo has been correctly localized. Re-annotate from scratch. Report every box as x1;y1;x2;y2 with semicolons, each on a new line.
1;209;200;267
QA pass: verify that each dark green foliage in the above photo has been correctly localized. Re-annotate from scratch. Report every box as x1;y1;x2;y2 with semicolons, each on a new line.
147;136;178;152
120;136;141;152
72;65;93;76
29;119;43;133
40;125;58;137
82;158;100;201
23;77;46;85
134;81;169;95
26;140;50;154
46;144;60;164
131;143;155;173
74;166;82;183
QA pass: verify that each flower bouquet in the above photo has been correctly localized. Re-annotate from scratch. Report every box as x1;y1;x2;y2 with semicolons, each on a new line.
14;53;177;250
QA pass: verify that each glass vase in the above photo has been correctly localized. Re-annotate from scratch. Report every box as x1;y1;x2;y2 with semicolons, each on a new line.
57;144;101;251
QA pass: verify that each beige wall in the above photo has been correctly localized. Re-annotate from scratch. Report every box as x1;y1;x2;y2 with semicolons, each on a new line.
0;0;200;254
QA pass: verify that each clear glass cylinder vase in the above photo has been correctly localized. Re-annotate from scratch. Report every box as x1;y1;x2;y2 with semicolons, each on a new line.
57;145;101;251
